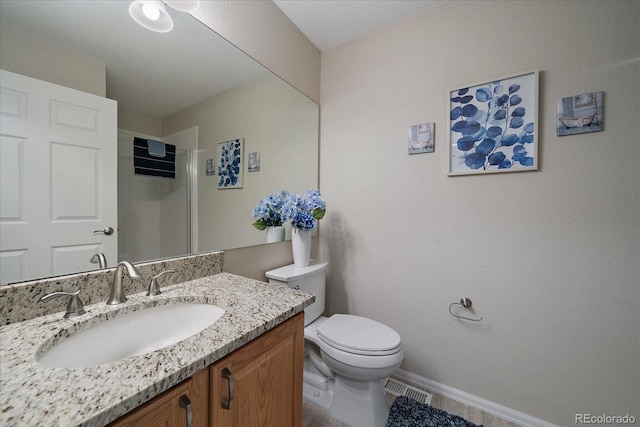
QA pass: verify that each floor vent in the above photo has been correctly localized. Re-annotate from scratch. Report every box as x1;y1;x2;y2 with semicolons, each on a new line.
383;377;433;405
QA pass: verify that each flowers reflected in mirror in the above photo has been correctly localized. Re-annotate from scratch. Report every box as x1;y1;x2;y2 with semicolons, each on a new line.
252;189;326;231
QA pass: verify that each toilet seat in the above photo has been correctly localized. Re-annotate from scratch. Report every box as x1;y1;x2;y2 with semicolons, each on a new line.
317;314;401;356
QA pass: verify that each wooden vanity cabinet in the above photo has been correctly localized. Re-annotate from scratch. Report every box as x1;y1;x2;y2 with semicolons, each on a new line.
210;313;304;427
109;313;304;427
109;367;209;427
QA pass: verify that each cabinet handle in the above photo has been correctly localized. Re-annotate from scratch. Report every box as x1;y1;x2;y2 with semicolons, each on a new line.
179;394;193;427
221;367;234;410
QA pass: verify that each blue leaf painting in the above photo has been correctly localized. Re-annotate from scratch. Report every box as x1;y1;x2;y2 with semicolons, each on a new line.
457;136;477;151
476;88;493;102
218;139;242;187
494;109;507;120
486;126;503;138
452;120;467;132
524;122;534;134
488;152;506;165
496;94;509;106
509;117;524;129
461;121;482;135
520;134;534;144
502;134;520;146
449;73;536;174
477;139;496;156
462;104;479;117
512;107;526;117
465;152;486;169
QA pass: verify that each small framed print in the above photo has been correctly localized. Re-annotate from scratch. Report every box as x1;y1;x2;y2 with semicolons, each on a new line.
408;123;435;154
217;138;243;189
557;91;603;136
248;151;260;172
205;158;215;176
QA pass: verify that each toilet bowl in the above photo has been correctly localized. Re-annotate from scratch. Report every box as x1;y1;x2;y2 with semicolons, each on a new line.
266;261;404;427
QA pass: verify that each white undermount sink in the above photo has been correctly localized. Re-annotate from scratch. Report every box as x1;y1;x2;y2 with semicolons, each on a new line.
37;303;225;368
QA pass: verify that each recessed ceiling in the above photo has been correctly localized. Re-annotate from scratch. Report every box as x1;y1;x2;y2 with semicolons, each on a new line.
273;0;446;51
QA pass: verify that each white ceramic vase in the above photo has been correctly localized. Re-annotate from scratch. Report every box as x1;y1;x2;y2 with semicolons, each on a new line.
266;226;285;243
291;228;311;267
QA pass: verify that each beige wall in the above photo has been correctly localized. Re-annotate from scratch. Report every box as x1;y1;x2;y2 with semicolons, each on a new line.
320;1;639;425
0;22;106;97
118;107;162;137
191;0;321;103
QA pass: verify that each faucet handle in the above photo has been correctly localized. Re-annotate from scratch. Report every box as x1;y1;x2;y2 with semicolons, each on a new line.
41;290;86;319
147;270;176;296
90;252;107;269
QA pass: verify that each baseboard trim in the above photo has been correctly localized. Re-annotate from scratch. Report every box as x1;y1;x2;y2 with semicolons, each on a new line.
394;369;557;427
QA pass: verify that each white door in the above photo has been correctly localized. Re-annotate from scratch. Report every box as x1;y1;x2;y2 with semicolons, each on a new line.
0;70;117;283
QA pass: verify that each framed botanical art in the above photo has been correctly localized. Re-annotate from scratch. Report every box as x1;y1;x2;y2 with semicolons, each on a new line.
448;70;539;176
217;138;243;189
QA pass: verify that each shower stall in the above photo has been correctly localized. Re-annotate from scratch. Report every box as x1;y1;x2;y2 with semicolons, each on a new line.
117;130;198;264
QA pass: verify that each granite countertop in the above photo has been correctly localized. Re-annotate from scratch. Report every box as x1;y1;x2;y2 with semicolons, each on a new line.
0;272;313;427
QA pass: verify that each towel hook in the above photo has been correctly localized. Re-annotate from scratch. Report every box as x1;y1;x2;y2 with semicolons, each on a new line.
449;297;483;322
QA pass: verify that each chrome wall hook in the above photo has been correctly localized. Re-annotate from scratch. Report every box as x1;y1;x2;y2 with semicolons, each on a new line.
449;297;483;322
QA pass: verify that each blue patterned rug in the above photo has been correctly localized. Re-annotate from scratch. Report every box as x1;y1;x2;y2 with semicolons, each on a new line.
387;396;484;427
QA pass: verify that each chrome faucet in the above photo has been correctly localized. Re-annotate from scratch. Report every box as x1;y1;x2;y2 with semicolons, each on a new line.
147;270;176;296
90;252;107;269
106;261;141;305
41;290;86;318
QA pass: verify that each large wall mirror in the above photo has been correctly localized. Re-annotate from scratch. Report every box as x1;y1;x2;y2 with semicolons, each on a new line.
0;1;319;284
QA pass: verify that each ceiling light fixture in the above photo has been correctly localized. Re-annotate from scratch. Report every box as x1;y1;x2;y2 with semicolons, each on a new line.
129;0;174;33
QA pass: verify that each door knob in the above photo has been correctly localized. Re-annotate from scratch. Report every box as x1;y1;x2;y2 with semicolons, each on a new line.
93;226;114;235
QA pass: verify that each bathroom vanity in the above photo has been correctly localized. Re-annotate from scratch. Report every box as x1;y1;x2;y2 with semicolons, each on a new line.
0;268;312;426
110;313;304;427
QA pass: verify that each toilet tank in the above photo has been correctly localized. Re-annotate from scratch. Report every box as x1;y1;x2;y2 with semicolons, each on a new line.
265;260;328;326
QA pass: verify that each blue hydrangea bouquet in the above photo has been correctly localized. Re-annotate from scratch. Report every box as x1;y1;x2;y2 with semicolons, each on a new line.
253;189;326;231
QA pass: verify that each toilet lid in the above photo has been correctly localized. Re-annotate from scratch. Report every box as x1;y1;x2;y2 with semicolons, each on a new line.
317;314;401;356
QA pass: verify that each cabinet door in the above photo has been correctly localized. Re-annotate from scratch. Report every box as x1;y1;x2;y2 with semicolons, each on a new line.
210;313;304;427
110;367;209;427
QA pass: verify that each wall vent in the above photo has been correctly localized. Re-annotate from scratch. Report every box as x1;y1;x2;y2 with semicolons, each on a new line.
384;377;433;405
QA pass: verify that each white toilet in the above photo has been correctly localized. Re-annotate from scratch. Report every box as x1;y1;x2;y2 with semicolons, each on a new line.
266;260;404;427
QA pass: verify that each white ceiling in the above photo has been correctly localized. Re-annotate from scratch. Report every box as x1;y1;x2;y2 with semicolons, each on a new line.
273;0;446;51
0;0;445;117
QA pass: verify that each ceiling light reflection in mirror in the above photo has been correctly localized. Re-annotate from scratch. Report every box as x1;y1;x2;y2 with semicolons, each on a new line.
129;0;201;33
